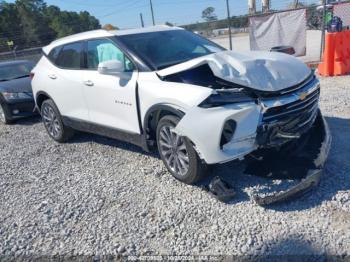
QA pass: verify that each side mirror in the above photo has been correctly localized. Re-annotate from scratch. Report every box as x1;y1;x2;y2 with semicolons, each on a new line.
98;60;124;75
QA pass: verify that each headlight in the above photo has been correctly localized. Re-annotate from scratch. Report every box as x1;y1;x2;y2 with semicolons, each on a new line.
199;90;255;108
1;92;33;102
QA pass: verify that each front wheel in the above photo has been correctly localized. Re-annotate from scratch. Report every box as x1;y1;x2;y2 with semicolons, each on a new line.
156;115;207;184
0;103;12;125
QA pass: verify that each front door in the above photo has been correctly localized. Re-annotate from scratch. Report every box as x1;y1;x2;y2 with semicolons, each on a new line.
82;38;140;134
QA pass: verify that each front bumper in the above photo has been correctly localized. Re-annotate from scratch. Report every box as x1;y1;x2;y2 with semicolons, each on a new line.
175;103;261;164
5;99;37;120
251;110;331;206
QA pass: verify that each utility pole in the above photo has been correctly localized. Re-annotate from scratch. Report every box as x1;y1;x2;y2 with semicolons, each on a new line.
140;13;145;27
149;0;155;26
262;0;270;13
226;0;233;50
248;0;256;15
294;0;299;8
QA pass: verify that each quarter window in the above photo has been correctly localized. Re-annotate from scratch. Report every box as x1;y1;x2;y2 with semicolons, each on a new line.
55;42;83;69
87;39;134;71
48;46;62;63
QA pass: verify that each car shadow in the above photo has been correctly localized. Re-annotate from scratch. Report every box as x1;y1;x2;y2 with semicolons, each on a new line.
68;131;159;158
11;115;41;126
251;235;327;260
198;116;350;211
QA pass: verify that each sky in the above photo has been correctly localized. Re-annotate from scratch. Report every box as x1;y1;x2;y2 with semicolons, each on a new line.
5;0;320;29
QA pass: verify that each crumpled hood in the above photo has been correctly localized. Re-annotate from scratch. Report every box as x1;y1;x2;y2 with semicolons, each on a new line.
0;77;32;93
157;50;311;92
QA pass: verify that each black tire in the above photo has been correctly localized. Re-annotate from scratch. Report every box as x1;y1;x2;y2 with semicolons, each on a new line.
156;115;207;184
0;103;13;125
41;99;74;142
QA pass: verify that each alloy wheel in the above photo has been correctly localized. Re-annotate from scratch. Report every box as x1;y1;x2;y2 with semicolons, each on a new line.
42;104;61;138
0;105;6;123
159;125;189;176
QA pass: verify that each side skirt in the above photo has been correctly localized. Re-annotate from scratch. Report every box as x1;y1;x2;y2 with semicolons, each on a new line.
62;116;145;148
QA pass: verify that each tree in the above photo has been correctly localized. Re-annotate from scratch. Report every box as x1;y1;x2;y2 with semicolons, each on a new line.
102;24;119;31
0;0;101;52
201;7;217;22
0;2;23;50
79;11;100;31
15;0;50;47
165;21;174;27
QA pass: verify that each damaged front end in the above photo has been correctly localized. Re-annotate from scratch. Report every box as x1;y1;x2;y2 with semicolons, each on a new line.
245;76;332;205
248;110;331;206
157;50;331;205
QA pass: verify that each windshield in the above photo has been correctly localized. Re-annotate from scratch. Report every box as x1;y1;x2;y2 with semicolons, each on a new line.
0;62;34;82
118;30;225;70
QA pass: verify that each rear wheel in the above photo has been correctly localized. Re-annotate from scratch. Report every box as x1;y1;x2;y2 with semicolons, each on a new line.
41;99;74;142
0;103;12;125
156;115;207;184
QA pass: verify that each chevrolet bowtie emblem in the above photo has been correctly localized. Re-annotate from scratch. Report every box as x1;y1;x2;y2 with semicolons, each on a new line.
299;92;308;101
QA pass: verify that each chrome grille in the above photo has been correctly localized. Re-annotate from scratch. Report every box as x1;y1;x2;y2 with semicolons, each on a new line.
263;88;320;123
261;77;320;124
256;77;321;147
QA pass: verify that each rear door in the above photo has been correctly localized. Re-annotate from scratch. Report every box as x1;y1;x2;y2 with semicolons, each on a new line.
46;42;89;121
81;38;140;134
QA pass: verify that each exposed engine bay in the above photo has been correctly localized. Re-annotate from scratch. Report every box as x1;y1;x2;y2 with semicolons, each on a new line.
161;57;320;149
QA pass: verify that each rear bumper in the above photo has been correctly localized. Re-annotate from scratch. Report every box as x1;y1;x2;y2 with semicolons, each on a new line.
253;110;331;206
5;100;37;120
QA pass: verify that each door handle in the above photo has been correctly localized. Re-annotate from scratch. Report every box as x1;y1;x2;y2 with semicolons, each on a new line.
84;80;94;86
48;74;57;80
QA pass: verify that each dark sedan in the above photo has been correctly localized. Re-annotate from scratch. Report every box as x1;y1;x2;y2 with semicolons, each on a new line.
0;60;36;124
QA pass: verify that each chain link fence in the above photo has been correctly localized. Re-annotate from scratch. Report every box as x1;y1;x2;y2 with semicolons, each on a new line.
0;47;42;63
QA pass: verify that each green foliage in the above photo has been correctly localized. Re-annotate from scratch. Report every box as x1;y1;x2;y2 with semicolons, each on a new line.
0;0;101;52
202;7;217;22
165;22;174;27
102;24;119;31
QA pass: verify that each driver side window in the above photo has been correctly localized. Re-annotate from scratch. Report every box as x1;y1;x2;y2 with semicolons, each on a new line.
87;39;134;71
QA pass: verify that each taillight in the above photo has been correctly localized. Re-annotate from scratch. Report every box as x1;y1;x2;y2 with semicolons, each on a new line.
29;72;35;79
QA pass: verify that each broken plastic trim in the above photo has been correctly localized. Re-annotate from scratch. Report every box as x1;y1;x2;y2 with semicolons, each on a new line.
207;176;236;202
199;91;255;108
253;110;331;206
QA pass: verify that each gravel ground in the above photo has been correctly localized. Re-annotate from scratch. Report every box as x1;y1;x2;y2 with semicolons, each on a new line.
0;75;350;259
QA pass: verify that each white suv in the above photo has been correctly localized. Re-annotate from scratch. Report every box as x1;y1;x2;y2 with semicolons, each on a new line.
32;25;323;184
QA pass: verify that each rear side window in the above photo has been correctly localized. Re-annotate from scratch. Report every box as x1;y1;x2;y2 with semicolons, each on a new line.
55;42;83;69
48;46;61;63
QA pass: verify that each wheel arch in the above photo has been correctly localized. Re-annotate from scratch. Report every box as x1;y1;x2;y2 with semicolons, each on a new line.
142;104;185;151
35;91;53;111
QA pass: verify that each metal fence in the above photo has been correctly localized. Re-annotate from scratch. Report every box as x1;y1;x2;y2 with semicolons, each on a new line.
0;47;42;63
